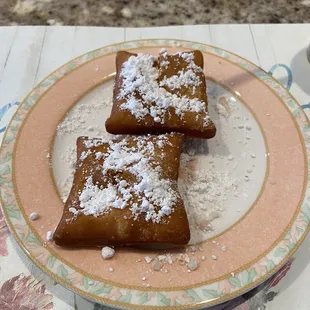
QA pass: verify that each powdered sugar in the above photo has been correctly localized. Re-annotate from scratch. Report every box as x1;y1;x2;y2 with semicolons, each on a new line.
79;177;121;214
118;52;209;125
84;137;109;149
180;52;204;73
212;96;237;119
57;95;111;136
187;258;199;271
75;135;179;223
46;230;54;241
160;69;201;90
101;246;115;259
144;256;152;264
179;151;239;244
147;252;205;273
29;212;39;221
80;150;91;161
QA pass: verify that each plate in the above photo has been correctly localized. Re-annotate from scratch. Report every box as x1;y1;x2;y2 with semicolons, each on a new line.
0;39;309;309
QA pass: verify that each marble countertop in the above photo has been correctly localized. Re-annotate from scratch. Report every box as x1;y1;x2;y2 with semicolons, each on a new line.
1;0;310;26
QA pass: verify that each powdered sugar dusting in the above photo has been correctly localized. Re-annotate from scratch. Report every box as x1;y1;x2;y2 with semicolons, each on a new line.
118;52;209;125
57;94;111;136
160;69;201;90
179;152;239;244
75;135;180;223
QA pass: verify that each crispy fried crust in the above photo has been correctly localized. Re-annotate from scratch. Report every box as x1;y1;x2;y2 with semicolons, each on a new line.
54;133;190;247
105;50;216;139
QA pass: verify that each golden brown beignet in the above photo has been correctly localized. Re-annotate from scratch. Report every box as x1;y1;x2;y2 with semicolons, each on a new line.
54;133;190;247
105;50;216;139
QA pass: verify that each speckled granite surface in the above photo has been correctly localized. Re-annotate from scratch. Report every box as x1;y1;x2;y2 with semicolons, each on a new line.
1;0;310;26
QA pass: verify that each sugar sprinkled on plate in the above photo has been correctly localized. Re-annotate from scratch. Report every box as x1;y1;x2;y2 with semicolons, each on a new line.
57;94;111;136
188;246;196;252
179;149;239;244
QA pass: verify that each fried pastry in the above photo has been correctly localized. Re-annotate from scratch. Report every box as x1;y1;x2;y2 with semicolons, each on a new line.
105;50;216;139
54;133;190;247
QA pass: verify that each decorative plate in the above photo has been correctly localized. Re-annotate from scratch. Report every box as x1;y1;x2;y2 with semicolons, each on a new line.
0;39;309;310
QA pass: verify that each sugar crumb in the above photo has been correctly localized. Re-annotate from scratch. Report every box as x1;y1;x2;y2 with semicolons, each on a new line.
220;246;227;252
152;258;161;271
101;246;115;259
187;258;199;271
188;246;196;252
46;230;53;241
30;212;39;221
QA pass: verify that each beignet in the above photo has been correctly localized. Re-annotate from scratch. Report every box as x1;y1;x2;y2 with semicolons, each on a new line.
105;50;216;139
54;133;190;247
